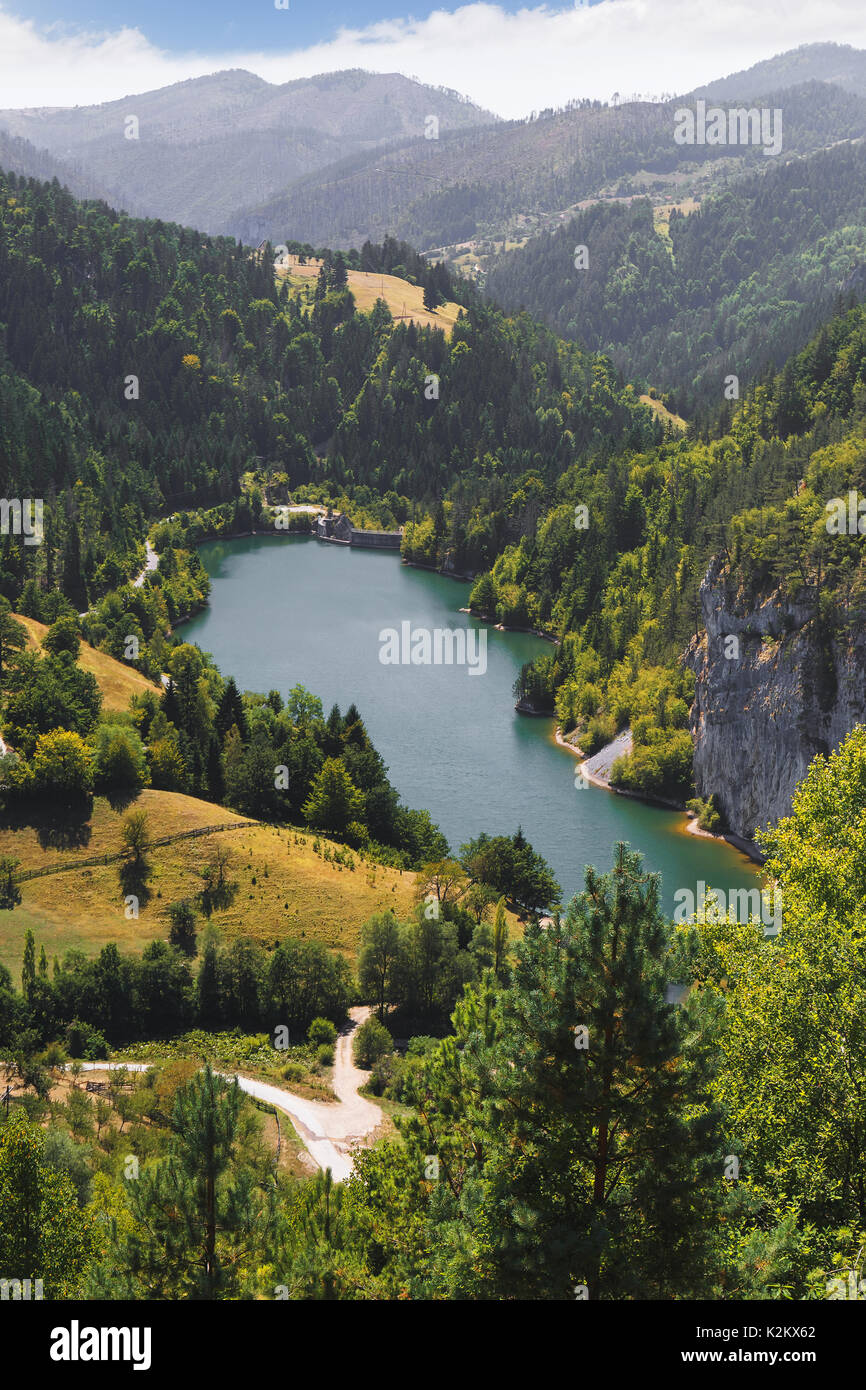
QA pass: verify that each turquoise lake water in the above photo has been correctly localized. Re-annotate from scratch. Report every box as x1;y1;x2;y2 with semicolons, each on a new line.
182;534;761;915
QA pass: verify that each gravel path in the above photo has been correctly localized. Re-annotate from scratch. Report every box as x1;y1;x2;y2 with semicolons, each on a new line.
580;728;633;787
78;1006;381;1182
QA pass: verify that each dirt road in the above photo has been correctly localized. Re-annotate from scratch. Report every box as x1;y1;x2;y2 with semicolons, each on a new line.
79;1006;382;1182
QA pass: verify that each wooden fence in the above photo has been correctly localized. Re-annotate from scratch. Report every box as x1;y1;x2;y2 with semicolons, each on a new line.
17;820;258;883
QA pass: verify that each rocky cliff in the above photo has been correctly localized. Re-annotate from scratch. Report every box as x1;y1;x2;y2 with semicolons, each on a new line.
685;554;866;840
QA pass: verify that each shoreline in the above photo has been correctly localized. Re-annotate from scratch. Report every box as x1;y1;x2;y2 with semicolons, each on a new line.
403;558;475;582
458;605;560;645
552;728;764;865
171;523;763;869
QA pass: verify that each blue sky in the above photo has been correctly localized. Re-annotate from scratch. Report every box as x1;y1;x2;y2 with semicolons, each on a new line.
1;1;864;117
19;1;437;53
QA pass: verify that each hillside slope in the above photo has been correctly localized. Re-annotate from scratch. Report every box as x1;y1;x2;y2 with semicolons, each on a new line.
693;41;866;101
486;140;866;413
16;614;160;714
229;80;866;250
0;789;415;974
0;69;495;235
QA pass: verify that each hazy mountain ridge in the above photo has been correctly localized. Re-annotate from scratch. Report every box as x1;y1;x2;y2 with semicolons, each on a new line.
0;127;132;210
229;79;866;250
692;40;866;101
3;45;865;251
0;68;496;235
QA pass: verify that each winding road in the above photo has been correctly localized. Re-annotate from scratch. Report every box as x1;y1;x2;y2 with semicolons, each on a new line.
79;1006;382;1182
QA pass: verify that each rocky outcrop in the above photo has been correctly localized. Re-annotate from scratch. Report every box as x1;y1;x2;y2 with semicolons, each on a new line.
685;555;866;840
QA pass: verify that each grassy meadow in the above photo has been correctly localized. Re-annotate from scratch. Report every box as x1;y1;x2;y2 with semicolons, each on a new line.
0;788;417;975
16;613;161;713
278;256;462;336
1;616;417;977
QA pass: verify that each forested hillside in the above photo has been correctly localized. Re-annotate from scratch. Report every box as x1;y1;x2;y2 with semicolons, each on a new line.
442;302;866;803
231;81;866;250
4;58;866;1314
486;140;866;414
0;168;659;620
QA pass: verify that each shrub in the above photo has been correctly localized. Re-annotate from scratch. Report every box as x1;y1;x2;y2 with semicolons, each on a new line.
582;714;617;756
367;1051;396;1096
167;899;198;956
686;794;724;832
93;724;149;791
316;1044;335;1068
308;1016;337;1047
43;615;81;659
353;1015;393;1069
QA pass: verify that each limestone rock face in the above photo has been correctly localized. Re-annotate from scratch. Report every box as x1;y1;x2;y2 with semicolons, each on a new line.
685;555;866;839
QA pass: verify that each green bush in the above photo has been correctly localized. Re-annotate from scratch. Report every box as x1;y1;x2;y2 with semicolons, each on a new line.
316;1044;335;1068
353;1016;393;1069
367;1051;396;1096
43;615;81;659
308;1017;337;1047
281;1061;306;1083
582;714;617;756
686;794;724;832
65;1019;109;1060
610;730;694;800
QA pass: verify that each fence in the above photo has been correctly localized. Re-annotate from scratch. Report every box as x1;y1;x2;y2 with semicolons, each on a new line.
17;820;258;883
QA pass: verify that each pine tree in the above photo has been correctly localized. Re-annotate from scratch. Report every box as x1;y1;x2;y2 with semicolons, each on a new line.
216;677;248;743
206;734;225;802
492;896;509;980
61;518;86;611
196;931;222;1028
88;1066;268;1299
21;928;36;1000
486;842;725;1299
302;758;363;835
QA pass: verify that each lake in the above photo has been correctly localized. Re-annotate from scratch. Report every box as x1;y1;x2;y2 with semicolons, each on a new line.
183;534;761;916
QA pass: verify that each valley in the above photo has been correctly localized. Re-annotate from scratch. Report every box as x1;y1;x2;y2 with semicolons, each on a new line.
2;24;866;1319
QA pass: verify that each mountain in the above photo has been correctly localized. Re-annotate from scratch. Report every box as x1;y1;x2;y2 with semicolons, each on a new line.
0;69;496;235
0;127;127;208
4;48;865;254
693;41;866;101
485;138;866;414
228;79;866;250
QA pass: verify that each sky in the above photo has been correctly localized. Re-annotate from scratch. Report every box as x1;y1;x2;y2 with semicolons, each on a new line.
2;0;866;118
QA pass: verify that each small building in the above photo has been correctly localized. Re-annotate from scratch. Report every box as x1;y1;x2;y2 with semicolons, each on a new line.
316;511;349;542
315;510;402;549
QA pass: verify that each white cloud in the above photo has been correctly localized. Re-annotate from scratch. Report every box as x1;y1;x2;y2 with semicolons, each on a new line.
1;0;865;117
